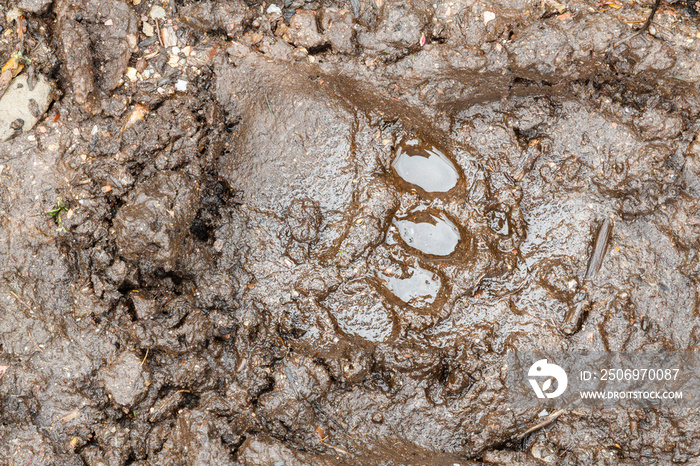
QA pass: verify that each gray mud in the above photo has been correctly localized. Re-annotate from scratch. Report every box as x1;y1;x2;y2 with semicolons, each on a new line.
2;0;700;464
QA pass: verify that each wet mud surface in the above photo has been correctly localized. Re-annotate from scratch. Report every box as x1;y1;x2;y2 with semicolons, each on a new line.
2;0;700;464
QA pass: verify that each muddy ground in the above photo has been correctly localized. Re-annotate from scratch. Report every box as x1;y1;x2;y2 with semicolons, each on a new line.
1;0;700;464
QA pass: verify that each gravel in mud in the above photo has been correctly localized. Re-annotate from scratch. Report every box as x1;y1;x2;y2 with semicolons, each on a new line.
1;0;700;464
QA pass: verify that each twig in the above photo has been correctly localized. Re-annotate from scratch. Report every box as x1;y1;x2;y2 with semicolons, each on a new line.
322;441;351;455
638;0;662;34
517;408;565;440
27;330;44;353
155;19;164;48
141;348;149;366
9;290;31;311
613;0;662;48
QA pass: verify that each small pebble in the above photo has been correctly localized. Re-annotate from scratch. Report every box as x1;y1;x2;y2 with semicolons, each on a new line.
150;5;166;20
142;22;154;37
483;11;496;25
175;79;188;92
267;4;282;14
126;67;138;82
167;54;180;67
161;26;178;47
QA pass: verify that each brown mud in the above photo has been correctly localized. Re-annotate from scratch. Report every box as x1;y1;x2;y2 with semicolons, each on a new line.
1;0;700;464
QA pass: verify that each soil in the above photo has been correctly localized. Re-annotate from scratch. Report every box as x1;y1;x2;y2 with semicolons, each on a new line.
1;0;700;464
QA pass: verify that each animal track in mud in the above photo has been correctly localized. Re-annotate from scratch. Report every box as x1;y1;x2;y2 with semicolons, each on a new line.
327;136;525;341
214;55;527;345
377;138;464;308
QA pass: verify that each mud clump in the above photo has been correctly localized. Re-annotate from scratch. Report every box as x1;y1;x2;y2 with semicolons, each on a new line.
3;0;700;464
113;171;198;272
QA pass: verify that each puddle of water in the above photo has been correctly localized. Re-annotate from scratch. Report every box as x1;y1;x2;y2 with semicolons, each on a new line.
377;265;441;307
394;212;461;256
392;139;459;193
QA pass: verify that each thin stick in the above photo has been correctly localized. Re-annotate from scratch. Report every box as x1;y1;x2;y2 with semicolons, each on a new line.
613;0;662;48
517;408;565;440
28;330;44;353
9;290;31;311
322;441;351;455
155;19;164;48
638;0;662;34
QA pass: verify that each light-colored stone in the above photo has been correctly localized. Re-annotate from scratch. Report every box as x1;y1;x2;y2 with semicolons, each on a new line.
161;25;178;47
150;5;166;20
0;74;54;142
142;21;154;37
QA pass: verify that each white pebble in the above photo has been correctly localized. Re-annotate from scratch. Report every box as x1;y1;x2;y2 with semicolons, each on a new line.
483;11;496;25
142;21;154;37
266;4;282;14
150;5;166;20
175;79;188;92
125;67;138;82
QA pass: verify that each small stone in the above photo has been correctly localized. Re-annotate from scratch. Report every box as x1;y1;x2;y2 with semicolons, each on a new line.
125;67;138;82
483;11;496;25
175;79;188;92
267;4;282;15
142;21;154;37
161;25;178;47
150;5;166;20
104;19;114;26
0;74;54;142
127;33;138;50
291;47;308;60
132;0;141;4
16;0;53;14
102;185;112;193
287;11;325;49
168;54;180;67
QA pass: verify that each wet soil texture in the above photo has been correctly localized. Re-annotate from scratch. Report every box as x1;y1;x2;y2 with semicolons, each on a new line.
2;0;700;464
